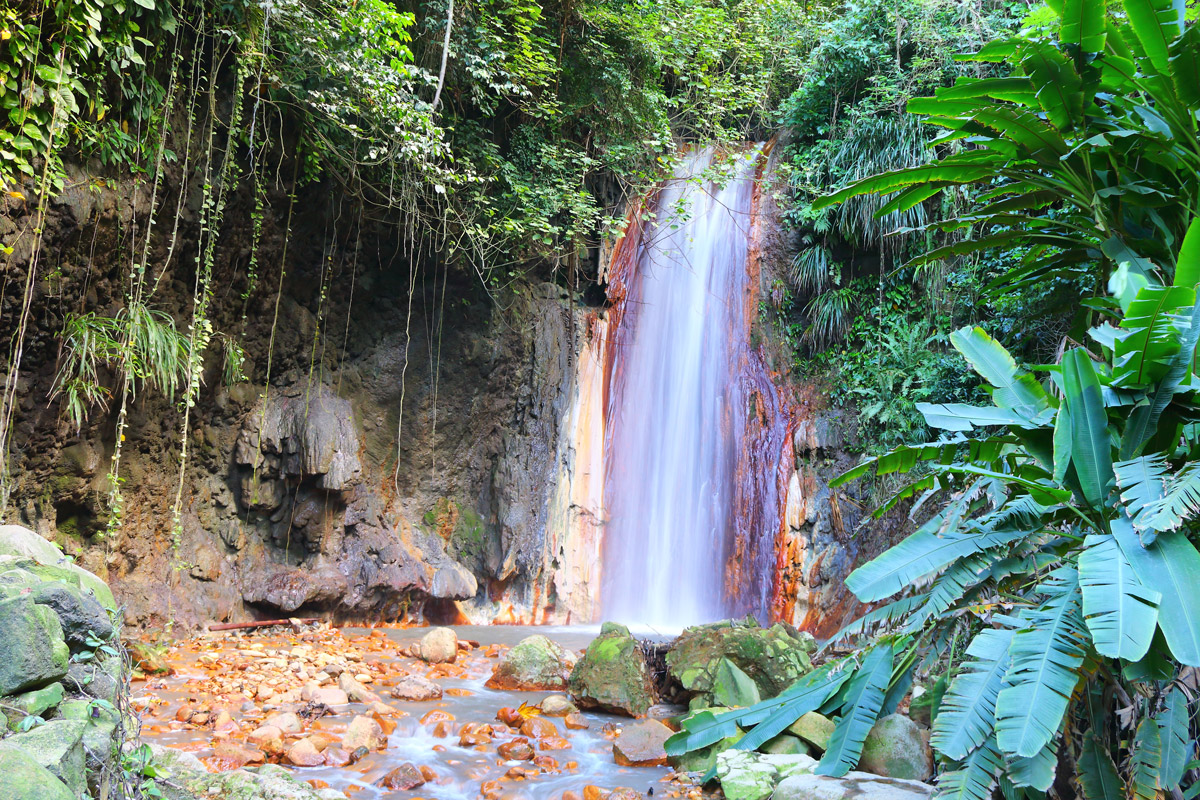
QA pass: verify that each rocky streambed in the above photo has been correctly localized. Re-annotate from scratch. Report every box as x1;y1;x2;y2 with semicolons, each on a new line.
136;624;694;800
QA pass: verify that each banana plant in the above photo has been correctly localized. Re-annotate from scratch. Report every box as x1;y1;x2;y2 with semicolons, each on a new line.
669;1;1200;795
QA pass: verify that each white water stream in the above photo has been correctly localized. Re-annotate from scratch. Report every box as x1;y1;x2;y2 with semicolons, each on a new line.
602;147;767;628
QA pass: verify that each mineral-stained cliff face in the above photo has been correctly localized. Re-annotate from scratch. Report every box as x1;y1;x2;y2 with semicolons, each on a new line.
1;151;907;635
0;159;604;631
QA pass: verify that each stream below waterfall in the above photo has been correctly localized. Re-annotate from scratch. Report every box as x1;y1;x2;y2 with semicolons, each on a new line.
136;625;698;800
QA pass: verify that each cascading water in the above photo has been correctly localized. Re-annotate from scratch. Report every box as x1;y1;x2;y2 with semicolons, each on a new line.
600;145;792;628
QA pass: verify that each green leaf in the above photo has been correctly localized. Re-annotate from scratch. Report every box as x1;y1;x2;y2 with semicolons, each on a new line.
916;403;1044;432
816;645;894;777
845;508;1029;603
1020;41;1085;130
1157;687;1191;789
1060;0;1107;52
995;568;1087;759
1120;300;1200;458
1078;533;1160;660
1052;403;1073;485
814;163;997;210
936;738;1003;800
1168;25;1200;107
731;666;852;753
1078;734;1124;800
930;628;1012;760
1174;216;1200;289
1130;717;1162;800
949;326;1050;417
1061;349;1113;507
1112;285;1194;387
1121;0;1183;75
1114;454;1170;538
1005;738;1059;790
1113;520;1200;666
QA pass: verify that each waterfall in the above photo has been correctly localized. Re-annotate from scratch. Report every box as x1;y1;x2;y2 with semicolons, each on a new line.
600;145;791;628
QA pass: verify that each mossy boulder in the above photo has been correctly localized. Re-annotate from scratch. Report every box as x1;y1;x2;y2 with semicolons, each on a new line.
714;749;817;800
0;594;70;694
30;580;113;649
788;711;835;752
6;682;64;728
858;714;933;782
4;719;88;796
666;619;814;703
711;657;761;708
0;526;116;610
0;744;74;800
568;622;656;716
486;635;575;690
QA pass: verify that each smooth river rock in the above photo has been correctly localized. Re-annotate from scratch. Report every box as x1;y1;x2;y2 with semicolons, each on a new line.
774;772;933;800
486;634;576;690
612;719;673;767
858;713;933;781
417;627;459;663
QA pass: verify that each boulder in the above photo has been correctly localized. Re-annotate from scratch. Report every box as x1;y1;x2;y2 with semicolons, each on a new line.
762;734;810;756
64;653;123;704
773;772;933;800
29;581;113;649
310;687;350;706
714;750;817;800
789;711;836;752
612;719;673;767
337;672;379;703
0;595;70;694
712;657;761;708
6;682;65;726
539;695;578;716
389;674;443;701
416;627;458;663
666;620;814;703
342;715;387;751
568;623;656;716
286;738;325;767
858;714;933;782
486;635;575;690
4;719;88;796
0;743;74;800
0;527;115;609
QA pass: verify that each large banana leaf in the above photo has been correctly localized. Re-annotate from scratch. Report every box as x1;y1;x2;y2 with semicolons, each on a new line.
1060;0;1107;53
1120;300;1200;459
813;163;997;209
949;326;1050;417
1114;454;1170;540
1113;519;1200;666
845;509;1028;603
1112;285;1194;387
916;402;1045;432
815;645;893;777
1169;27;1200;107
994;568;1087;759
1138;461;1200;533
1172;216;1200;289
930;628;1012;760
1121;0;1184;75
1078;734;1124;800
664;665;848;756
935;738;1003;800
1005;738;1059;790
1157;687;1192;789
1078;533;1160;661
1020;41;1085;130
1129;717;1162;800
1061;348;1114;507
831;435;1000;486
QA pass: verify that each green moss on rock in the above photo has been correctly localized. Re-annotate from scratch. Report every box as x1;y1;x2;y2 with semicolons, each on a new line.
568;625;656;716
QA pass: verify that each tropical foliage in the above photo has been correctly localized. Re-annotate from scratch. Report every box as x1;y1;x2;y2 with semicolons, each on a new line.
672;0;1200;795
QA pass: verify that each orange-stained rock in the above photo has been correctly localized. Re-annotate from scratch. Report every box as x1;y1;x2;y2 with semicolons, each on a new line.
497;739;535;761
377;762;426;790
211;741;263;768
431;720;455;738
612;719;672;767
608;789;642;800
420;709;455;726
539;736;571;751
481;780;504;799
307;779;331;790
519;716;559;739
342;715;387;751
391;675;443;701
582;785;606;800
322;746;352;767
563;713;590;730
532;755;559;771
496;707;524;727
372;711;397;735
419;765;438;782
286;738;325;767
561;791;581;800
459;722;493;746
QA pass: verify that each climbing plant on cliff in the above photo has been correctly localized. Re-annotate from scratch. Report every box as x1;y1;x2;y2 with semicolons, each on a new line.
670;0;1200;795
